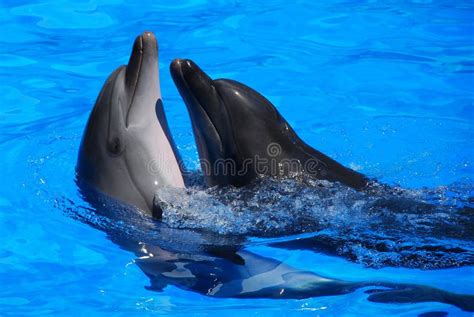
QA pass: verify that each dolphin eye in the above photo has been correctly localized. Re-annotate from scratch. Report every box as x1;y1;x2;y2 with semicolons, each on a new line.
107;137;124;156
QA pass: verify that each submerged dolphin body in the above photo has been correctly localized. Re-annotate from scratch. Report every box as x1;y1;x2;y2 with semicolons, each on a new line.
170;59;368;189
72;189;474;312
77;32;184;215
138;248;473;312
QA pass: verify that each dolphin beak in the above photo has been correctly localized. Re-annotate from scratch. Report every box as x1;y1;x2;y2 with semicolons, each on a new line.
170;59;225;135
126;32;157;88
124;31;160;127
170;59;215;108
170;59;226;154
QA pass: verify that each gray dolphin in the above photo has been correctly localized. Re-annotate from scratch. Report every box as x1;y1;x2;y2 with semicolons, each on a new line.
77;32;184;215
170;59;368;189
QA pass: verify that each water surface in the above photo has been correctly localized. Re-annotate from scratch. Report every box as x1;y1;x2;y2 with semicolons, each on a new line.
0;0;473;315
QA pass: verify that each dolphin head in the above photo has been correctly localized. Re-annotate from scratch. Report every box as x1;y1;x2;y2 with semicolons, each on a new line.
77;32;184;214
170;59;368;189
170;59;296;187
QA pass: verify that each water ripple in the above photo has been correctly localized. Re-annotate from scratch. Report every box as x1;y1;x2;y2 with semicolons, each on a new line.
1;0;473;315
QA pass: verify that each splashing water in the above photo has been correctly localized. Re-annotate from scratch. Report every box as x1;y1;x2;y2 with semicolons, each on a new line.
156;176;474;269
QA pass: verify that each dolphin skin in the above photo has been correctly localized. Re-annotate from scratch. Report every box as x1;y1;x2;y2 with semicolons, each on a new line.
77;32;184;216
170;59;368;189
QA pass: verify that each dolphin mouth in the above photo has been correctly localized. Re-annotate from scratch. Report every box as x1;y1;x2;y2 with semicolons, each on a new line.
170;59;215;122
170;58;224;153
124;31;159;127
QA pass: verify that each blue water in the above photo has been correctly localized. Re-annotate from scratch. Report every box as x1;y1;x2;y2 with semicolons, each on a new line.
0;0;473;315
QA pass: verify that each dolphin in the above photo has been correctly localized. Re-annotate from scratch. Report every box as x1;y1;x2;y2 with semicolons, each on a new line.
76;32;184;216
170;59;368;189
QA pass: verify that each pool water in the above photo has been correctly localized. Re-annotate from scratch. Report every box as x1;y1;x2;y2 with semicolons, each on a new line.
0;0;473;316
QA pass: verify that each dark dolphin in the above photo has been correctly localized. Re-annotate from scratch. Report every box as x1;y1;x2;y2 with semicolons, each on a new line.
77;32;184;215
170;59;368;189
